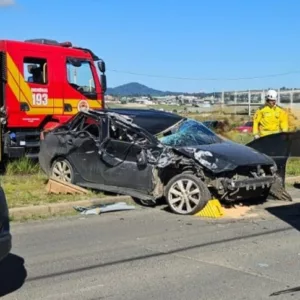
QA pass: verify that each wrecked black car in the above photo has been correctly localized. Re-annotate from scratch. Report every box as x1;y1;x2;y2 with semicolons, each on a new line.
38;109;291;215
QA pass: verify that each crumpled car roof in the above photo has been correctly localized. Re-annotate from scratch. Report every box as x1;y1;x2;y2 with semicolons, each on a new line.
103;108;184;135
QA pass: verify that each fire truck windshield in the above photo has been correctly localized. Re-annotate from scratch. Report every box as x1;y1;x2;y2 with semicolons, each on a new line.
66;59;97;99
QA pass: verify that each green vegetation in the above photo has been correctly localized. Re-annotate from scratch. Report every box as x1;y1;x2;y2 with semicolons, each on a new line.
1;173;98;209
222;131;254;144
286;158;300;176
0;158;102;209
5;157;40;175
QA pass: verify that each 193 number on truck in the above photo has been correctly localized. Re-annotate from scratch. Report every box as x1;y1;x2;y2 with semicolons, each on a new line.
32;92;48;106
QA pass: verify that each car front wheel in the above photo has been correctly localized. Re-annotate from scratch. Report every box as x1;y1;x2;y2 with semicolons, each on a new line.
165;173;211;215
51;158;74;183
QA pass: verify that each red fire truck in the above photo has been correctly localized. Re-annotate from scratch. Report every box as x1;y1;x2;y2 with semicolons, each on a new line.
0;38;107;159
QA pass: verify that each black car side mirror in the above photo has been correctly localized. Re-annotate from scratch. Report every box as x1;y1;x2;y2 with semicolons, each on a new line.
136;149;147;168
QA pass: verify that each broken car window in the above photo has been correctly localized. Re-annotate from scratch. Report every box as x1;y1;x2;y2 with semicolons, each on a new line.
109;120;150;145
159;119;223;147
71;115;101;140
82;118;101;139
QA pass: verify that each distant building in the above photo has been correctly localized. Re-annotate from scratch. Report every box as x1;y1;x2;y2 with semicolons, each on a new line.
135;98;155;105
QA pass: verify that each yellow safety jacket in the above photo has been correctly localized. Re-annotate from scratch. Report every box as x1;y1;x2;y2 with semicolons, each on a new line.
253;105;288;137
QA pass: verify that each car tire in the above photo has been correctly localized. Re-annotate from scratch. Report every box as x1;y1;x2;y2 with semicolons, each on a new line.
50;158;74;183
165;173;211;215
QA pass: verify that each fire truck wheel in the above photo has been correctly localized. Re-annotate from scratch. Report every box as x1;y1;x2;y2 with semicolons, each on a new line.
51;158;74;183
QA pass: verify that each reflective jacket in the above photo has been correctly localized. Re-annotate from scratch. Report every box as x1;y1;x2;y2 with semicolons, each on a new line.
252;105;288;137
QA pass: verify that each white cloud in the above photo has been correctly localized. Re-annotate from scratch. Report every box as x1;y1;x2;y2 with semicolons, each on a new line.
0;0;15;6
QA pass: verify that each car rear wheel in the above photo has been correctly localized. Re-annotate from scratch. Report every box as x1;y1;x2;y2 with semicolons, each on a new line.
51;158;74;183
165;173;211;215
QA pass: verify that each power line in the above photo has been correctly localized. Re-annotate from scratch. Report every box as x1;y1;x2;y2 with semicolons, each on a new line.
107;69;300;81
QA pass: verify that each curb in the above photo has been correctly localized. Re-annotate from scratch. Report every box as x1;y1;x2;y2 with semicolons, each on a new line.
8;178;300;220
9;195;133;220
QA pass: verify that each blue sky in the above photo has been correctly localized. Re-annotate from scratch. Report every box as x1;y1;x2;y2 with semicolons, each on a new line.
1;0;300;93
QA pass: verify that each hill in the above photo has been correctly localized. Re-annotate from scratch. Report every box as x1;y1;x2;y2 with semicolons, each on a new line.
106;82;196;97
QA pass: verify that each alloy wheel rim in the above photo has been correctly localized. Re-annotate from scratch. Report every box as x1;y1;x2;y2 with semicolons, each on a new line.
168;179;201;214
52;161;72;182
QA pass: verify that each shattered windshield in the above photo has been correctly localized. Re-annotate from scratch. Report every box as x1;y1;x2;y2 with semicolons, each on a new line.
159;119;223;147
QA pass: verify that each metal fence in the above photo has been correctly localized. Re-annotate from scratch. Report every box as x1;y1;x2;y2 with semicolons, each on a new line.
213;89;300;107
191;89;300;116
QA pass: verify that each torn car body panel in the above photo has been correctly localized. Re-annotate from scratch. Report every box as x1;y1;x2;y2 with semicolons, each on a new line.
39;109;291;215
174;143;275;173
246;131;300;186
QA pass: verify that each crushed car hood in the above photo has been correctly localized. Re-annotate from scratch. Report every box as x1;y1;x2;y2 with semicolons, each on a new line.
174;141;275;173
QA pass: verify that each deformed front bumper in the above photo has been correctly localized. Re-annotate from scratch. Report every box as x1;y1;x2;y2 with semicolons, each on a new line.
223;175;275;191
218;175;276;200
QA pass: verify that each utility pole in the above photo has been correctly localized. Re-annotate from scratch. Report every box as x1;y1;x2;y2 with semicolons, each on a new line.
248;90;251;116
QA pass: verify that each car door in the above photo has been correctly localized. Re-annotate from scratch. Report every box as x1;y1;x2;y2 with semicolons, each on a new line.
67;115;106;184
98;139;154;193
97;130;155;193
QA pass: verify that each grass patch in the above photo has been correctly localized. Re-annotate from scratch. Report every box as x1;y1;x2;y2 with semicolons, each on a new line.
286;158;300;176
0;173;102;209
221;131;254;145
6;157;40;175
1;157;102;208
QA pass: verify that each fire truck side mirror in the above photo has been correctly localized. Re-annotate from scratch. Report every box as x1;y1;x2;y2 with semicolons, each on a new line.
100;74;107;93
97;60;106;73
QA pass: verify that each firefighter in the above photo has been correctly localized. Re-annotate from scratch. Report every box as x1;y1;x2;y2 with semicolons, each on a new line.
253;89;288;139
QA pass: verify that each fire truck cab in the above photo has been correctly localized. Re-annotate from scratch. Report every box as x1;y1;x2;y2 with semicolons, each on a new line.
0;38;106;159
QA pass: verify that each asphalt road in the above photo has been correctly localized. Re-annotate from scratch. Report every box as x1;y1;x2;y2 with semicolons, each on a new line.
1;201;300;300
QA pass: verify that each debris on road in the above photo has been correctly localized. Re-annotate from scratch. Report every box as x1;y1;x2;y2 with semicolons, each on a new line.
258;263;269;268
73;202;136;215
223;205;254;219
46;178;89;195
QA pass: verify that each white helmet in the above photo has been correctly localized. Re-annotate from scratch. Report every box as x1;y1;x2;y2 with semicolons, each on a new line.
265;89;277;101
